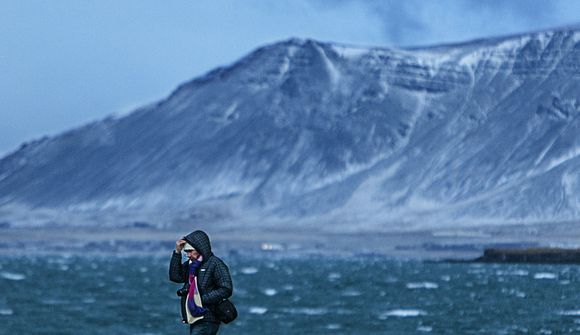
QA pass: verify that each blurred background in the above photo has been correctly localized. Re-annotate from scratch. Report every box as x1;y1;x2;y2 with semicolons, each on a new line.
2;0;580;156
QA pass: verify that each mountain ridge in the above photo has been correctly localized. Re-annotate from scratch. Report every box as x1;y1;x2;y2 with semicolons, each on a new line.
1;27;580;230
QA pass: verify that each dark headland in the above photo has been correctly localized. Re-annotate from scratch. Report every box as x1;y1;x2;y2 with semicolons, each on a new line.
472;247;580;264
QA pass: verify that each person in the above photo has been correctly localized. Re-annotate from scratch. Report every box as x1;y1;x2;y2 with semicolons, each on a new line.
169;230;233;335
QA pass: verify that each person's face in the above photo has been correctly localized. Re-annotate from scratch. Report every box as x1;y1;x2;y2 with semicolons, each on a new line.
185;249;200;261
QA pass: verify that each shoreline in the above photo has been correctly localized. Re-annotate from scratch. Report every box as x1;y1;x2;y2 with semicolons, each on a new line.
468;247;580;264
2;224;580;261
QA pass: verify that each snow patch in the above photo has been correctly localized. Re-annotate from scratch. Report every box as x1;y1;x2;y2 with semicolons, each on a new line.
313;44;340;87
562;172;580;209
534;32;553;50
286;45;299;58
545;147;580;172
406;196;443;212
331;45;369;59
280;57;290;76
222;101;238;121
458;52;483;68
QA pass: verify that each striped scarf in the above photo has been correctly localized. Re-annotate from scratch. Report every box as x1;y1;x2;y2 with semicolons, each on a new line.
186;256;206;323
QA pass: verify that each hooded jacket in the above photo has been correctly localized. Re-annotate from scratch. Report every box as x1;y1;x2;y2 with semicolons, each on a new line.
169;230;233;324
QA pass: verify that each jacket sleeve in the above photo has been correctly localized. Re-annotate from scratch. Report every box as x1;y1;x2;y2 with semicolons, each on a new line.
202;259;233;305
169;251;187;283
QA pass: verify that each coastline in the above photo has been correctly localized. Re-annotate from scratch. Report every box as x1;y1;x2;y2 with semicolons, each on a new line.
471;247;580;264
2;223;580;261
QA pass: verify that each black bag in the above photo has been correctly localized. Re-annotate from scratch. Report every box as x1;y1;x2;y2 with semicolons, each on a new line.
213;299;238;324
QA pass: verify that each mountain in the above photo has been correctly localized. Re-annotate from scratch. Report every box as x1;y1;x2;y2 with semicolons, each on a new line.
1;28;580;231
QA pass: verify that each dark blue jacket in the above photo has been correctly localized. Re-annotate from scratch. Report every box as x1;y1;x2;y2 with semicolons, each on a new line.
169;230;233;324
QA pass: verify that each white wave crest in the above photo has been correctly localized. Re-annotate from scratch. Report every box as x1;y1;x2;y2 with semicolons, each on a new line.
1;272;26;281
0;309;14;316
282;307;328;316
249;307;268;315
262;288;277;296
240;267;258;275
534;273;557;279
407;282;438;289
496;270;529;276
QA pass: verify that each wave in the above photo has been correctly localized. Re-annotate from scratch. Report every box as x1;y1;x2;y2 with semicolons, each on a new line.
380;309;427;318
0;272;25;281
406;282;438;289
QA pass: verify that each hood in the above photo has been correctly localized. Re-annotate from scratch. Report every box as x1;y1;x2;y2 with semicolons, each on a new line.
183;230;213;259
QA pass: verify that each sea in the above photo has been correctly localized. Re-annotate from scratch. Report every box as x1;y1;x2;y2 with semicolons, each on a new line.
1;253;580;334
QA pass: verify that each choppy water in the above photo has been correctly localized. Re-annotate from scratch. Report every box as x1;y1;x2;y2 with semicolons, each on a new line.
1;254;580;334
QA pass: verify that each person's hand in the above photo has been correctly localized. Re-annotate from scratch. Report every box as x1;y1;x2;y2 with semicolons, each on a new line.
175;239;186;253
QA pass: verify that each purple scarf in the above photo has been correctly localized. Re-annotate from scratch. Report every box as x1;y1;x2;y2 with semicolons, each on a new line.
187;258;206;317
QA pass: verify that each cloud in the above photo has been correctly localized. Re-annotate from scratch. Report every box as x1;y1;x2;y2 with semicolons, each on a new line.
311;0;580;47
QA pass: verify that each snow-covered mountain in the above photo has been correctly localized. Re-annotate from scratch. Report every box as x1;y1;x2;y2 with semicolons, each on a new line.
1;28;580;230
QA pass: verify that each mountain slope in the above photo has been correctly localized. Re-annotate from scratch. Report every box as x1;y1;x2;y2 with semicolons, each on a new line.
1;29;580;229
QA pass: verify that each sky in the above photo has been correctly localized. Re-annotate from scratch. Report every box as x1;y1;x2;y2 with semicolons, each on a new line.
1;0;579;156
